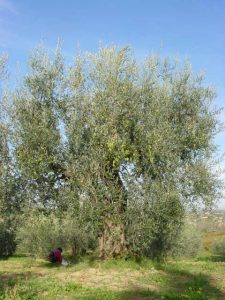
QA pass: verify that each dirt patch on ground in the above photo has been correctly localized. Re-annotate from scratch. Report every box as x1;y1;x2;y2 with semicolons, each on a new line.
55;268;160;291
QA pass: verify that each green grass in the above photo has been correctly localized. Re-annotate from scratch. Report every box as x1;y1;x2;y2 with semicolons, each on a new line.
0;255;225;299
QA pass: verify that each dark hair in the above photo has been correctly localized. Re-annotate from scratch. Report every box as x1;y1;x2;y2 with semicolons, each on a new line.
57;247;63;252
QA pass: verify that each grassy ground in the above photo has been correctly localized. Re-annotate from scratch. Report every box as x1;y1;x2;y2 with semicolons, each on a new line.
1;254;225;300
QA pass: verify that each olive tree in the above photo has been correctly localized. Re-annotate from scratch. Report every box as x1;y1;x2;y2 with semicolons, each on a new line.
64;47;220;259
9;46;220;259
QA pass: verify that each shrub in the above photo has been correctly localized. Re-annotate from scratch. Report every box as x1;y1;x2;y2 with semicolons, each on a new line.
16;213;62;258
16;212;97;258
0;221;16;256
170;223;202;258
127;214;202;259
62;213;97;256
211;238;225;256
126;188;184;260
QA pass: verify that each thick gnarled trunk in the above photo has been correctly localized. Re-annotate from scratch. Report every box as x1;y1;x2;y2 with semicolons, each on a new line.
98;217;127;259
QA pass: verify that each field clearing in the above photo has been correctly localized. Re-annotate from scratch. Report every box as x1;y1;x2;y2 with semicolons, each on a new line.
1;254;225;300
1;231;225;299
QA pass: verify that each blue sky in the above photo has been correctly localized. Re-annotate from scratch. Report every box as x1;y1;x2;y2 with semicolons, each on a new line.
0;0;225;206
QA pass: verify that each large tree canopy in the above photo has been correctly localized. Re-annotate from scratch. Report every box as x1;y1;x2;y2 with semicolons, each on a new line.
1;46;221;259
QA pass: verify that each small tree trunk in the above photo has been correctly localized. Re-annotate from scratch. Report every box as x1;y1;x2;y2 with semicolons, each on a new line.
72;244;77;257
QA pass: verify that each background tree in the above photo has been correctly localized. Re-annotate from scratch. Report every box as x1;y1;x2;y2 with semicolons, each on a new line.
0;55;17;256
11;46;67;211
0;54;8;215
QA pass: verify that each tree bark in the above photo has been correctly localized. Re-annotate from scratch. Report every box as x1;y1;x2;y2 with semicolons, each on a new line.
98;215;127;259
98;169;128;259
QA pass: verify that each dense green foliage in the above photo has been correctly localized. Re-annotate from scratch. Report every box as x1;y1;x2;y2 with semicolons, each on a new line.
170;223;202;258
0;45;221;259
211;238;225;256
0;221;16;256
17;212;97;258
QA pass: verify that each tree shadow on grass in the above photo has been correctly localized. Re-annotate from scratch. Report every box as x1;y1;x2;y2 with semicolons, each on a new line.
197;255;225;262
40;254;98;269
40;261;64;268
153;263;224;299
0;271;44;298
118;280;223;299
118;289;161;300
115;261;225;300
40;257;80;269
0;254;27;261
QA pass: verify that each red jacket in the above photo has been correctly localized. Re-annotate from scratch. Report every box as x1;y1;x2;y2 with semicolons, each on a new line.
53;250;63;263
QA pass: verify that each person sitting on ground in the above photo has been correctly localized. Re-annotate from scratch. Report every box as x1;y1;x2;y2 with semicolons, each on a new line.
48;247;63;264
